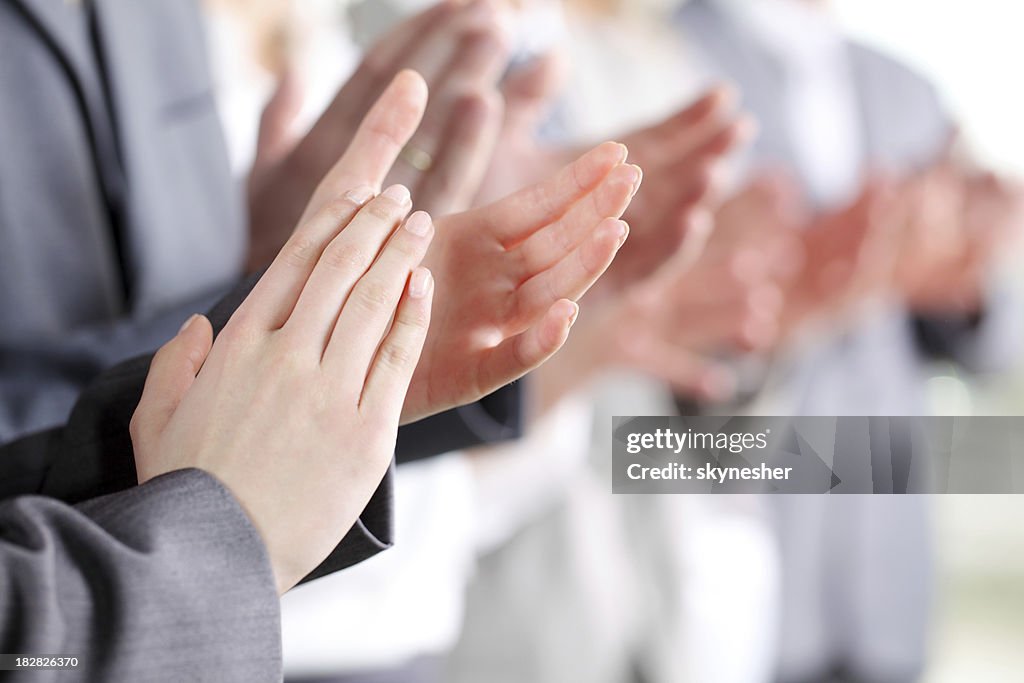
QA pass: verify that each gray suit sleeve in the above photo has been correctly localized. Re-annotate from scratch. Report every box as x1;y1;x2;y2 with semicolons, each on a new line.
0;286;230;444
0;468;283;682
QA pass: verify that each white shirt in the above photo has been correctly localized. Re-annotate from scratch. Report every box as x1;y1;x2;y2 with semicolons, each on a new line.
716;0;864;206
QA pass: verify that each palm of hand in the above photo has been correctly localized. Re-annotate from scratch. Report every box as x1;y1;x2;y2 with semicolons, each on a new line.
400;143;640;423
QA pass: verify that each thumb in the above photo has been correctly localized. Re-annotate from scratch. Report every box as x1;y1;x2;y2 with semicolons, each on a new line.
130;314;214;452
253;68;303;174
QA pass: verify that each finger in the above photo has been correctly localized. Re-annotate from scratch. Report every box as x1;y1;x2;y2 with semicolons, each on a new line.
353;0;506;113
514;163;641;275
478;299;579;392
394;18;510;176
301;70;427;223
360;267;434;414
130;315;214;457
408;91;504;216
483;141;628;246
287;186;415;347
237;186;375;329
630;85;736;163
252;68;303;174
501;51;567;137
326;209;435;370
672;285;782;351
291;7;453;182
656;85;735;135
515;218;628;318
631;159;715;245
673;208;717;271
623;335;736;402
336;1;456;108
397;0;510;89
656;115;755;186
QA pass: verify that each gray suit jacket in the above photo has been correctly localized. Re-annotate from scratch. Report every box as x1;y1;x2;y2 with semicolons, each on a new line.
2;468;284;682
0;0;246;441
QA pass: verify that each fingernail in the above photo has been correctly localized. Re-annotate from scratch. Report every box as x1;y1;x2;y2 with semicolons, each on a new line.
404;211;433;236
178;314;200;334
627;164;643;197
409;268;433;299
614;220;630;246
567;303;580;328
614;142;628;163
382;184;411;205
344;185;375;205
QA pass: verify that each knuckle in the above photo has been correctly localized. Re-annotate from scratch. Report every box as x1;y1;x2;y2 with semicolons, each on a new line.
277;343;313;372
550;223;576;254
400;304;431;330
320;195;359;225
569;158;588;194
217;320;255;349
389;232;424;261
354;279;393;313
365;195;403;221
283;233;319;268
460;25;508;56
322;240;367;272
224;306;259;336
365;118;407;154
128;411;143;442
377;341;414;370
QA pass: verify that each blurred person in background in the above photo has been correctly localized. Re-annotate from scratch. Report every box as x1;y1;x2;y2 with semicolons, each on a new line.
454;0;1024;681
674;1;1024;682
446;2;790;683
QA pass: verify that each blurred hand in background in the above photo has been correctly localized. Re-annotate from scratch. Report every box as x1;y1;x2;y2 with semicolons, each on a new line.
247;0;513;271
896;163;1024;315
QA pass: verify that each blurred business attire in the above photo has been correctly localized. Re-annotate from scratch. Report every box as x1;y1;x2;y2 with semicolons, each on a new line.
677;1;1018;681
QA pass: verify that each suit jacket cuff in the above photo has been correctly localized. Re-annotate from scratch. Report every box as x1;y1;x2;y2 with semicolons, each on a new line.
394;382;524;464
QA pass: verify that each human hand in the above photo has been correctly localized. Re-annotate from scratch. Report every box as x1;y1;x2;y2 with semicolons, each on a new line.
269;69;638;425
897;167;1024;314
247;0;512;271
132;186;434;595
402;142;641;423
476;68;753;287
133;70;441;594
893;167;974;312
591;87;756;292
529;214;784;409
780;181;901;333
